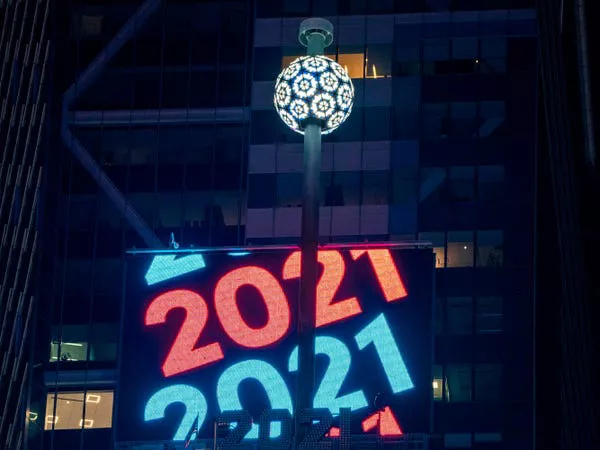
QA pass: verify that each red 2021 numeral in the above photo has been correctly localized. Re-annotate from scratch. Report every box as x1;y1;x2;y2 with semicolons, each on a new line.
214;266;291;348
283;250;363;328
350;249;407;302
145;289;224;378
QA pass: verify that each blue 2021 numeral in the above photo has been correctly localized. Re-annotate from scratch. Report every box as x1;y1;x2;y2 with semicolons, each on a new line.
144;314;411;442
289;336;368;413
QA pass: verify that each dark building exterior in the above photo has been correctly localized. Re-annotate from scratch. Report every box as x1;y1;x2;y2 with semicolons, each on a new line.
0;0;50;448
1;0;596;449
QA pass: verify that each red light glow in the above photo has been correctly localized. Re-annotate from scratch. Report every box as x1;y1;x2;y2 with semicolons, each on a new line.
283;250;362;328
350;249;407;302
145;289;224;377
214;266;291;348
361;407;403;436
326;427;340;437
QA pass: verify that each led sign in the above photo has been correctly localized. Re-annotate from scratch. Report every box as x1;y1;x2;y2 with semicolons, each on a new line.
117;247;434;446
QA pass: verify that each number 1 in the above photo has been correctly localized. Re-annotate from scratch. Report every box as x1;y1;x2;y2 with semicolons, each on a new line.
354;314;413;394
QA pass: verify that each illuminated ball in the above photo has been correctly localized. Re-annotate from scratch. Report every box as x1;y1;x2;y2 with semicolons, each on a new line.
274;55;354;135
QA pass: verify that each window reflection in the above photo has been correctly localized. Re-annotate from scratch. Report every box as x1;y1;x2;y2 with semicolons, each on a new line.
45;390;113;430
447;231;474;268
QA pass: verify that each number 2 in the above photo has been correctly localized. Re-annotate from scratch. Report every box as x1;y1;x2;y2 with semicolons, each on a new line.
289;336;368;413
283;251;362;328
145;289;224;377
144;384;208;441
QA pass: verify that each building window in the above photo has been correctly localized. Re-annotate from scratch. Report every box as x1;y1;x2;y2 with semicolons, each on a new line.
45;390;114;430
419;167;447;204
477;166;504;201
434;297;444;335
444;433;472;448
476;230;503;267
448;166;475;202
474;364;502;401
433;365;444;400
447;231;474;268
476;296;503;334
282;45;391;79
277;173;303;207
445;364;472;402
50;323;119;363
418;232;445;268
446;297;473;335
362;171;389;205
324;172;361;206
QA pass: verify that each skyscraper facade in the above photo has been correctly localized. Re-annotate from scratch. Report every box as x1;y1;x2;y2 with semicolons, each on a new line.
0;1;550;449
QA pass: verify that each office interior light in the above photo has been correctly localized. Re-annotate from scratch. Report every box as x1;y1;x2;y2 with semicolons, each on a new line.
275;55;354;135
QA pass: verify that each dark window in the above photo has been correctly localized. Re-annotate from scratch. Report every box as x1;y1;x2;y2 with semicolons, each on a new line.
446;297;473;335
324;172;360;206
448;166;475;202
476;230;503;267
418;231;445;268
478;166;504;201
474;364;502;401
419;167;446;204
391;169;417;205
394;62;420;76
277;173;303;207
364;107;392;141
476;296;503;334
362;171;389;205
445;364;472;402
248;174;276;208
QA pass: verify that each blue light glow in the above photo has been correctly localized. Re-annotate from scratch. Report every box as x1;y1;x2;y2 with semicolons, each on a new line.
354;313;414;393
144;384;207;441
217;359;293;439
227;252;251;257
144;254;206;286
289;336;368;414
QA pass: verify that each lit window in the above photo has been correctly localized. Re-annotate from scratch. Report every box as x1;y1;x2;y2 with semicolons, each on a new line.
283;49;390;80
49;324;118;363
50;340;88;362
433;365;444;401
476;296;503;334
476;230;503;267
44;390;114;430
447;231;474;268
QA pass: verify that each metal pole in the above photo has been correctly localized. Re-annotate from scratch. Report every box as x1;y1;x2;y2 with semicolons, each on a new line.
295;27;326;448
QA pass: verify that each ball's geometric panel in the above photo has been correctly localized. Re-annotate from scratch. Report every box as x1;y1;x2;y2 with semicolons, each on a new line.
274;55;354;135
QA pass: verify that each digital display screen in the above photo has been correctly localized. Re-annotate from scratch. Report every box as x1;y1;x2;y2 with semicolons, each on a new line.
117;247;434;444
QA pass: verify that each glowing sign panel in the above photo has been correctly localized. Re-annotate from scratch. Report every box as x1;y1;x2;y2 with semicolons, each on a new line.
117;248;434;444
